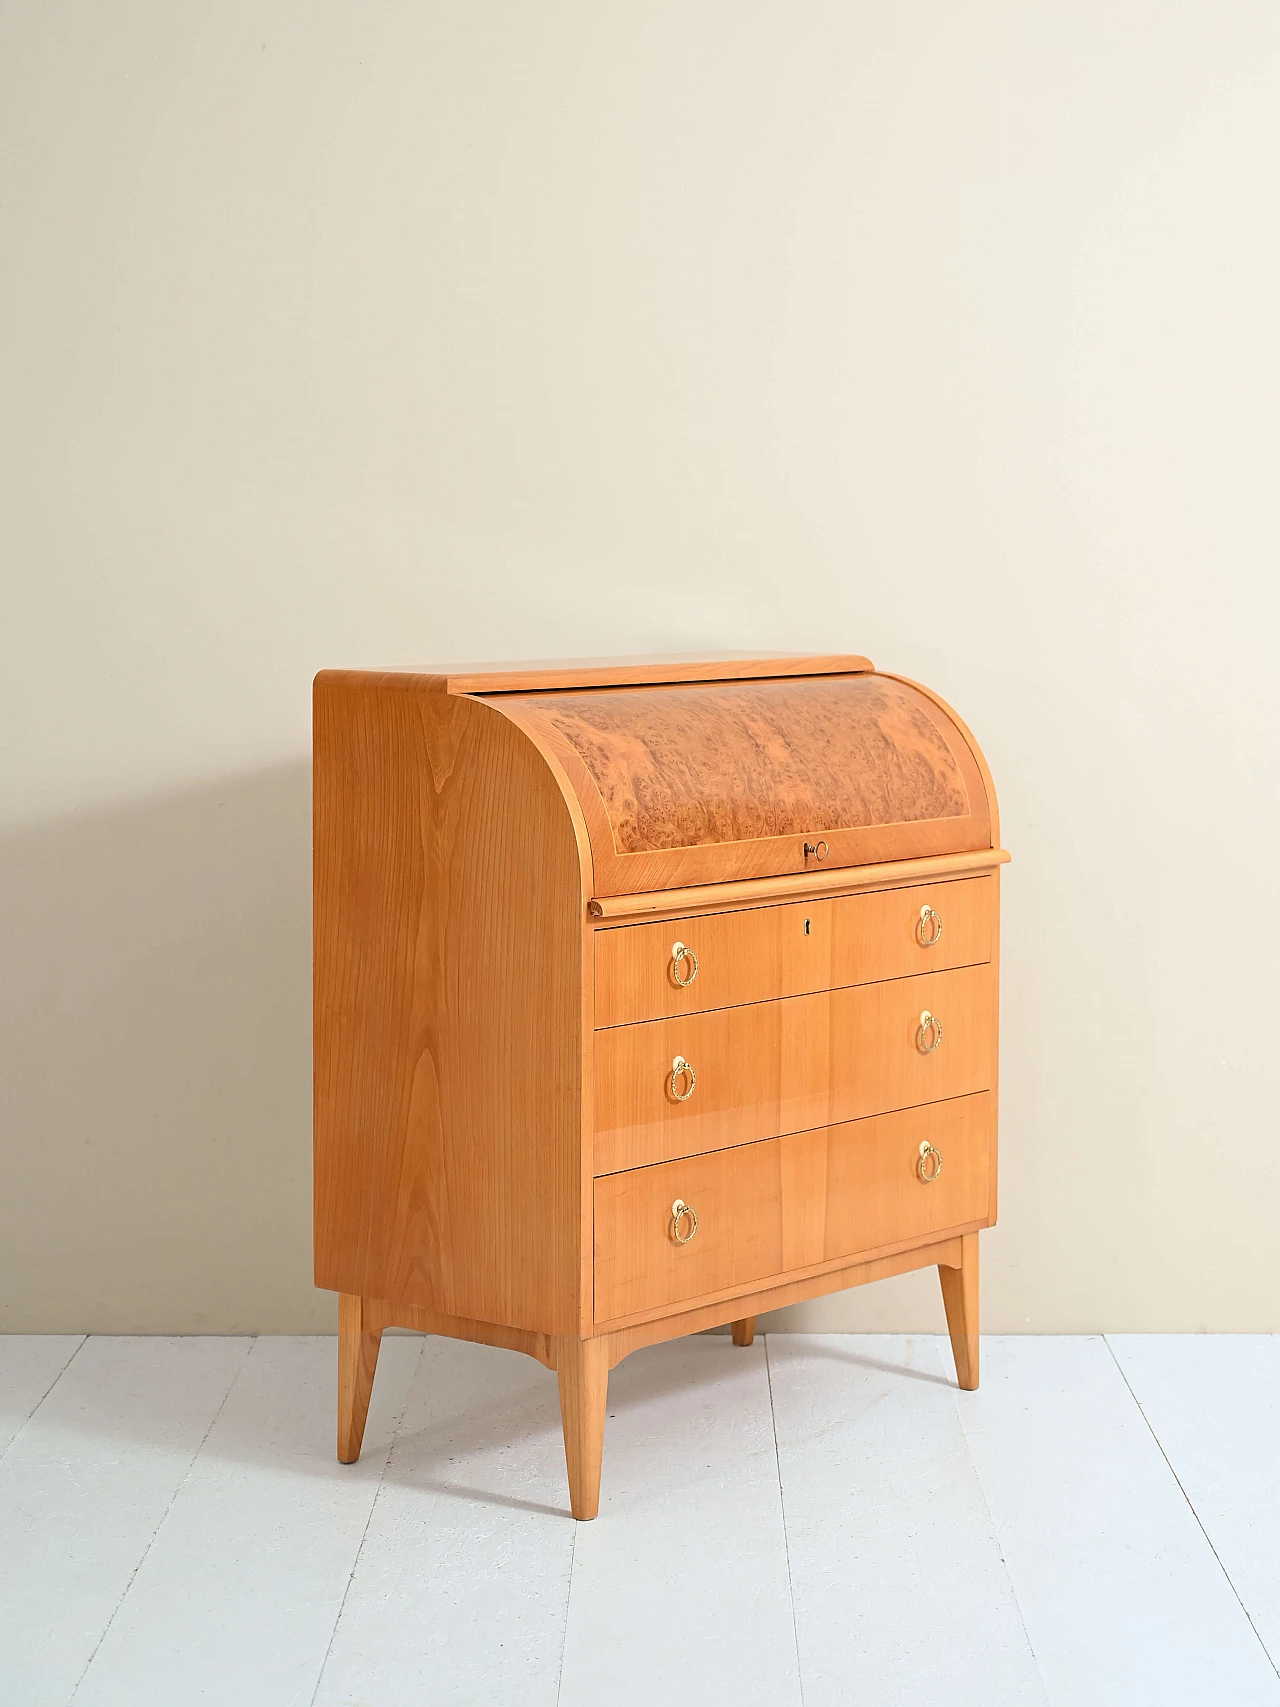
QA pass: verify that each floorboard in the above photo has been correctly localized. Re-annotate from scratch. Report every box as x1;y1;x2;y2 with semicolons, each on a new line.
71;1336;421;1707
1108;1334;1280;1678
768;1333;1045;1706
311;1338;576;1707
0;1336;84;1458
0;1337;250;1707
2;1332;1277;1706
558;1336;801;1707
953;1336;1280;1706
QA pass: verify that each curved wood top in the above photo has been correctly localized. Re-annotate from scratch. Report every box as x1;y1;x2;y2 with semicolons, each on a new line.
537;676;967;851
418;652;874;695
484;672;994;897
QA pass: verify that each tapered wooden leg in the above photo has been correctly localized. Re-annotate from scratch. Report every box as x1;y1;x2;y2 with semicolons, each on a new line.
557;1336;609;1520
938;1231;979;1390
731;1316;757;1347
337;1293;383;1463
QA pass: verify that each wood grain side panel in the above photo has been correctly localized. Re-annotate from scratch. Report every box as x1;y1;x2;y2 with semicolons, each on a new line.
594;963;994;1174
313;679;586;1336
593;1094;991;1322
594;876;994;1027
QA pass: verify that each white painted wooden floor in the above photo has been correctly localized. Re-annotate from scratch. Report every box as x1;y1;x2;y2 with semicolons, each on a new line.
1;1334;1277;1706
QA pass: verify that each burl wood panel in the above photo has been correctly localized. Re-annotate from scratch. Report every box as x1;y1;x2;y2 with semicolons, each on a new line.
593;1093;992;1323
313;674;588;1337
532;675;969;854
593;962;995;1174
594;875;994;1028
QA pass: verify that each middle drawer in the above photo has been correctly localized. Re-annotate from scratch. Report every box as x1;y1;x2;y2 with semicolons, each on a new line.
594;961;994;1175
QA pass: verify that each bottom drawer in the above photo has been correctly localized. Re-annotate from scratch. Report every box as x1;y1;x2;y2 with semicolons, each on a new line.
593;1093;991;1325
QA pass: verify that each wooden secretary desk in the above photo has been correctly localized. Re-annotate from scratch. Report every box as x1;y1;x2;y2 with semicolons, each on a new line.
314;653;1007;1519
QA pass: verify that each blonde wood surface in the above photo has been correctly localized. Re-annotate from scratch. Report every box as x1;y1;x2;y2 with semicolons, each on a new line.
587;848;1010;921
988;870;1001;1227
595;875;994;1028
313;675;589;1337
315;654;1003;1514
557;1336;610;1520
601;1236;964;1358
337;1293;382;1464
425;653;874;695
594;963;994;1175
493;672;994;897
594;1095;991;1323
377;1299;559;1371
939;1230;980;1389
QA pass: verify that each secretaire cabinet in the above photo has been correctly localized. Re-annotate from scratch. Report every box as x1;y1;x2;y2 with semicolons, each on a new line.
314;654;1008;1518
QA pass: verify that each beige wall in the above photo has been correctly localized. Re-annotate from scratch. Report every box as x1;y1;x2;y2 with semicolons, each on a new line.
2;3;1278;1333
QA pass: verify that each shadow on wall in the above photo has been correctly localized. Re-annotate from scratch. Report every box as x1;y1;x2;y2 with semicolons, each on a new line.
0;765;330;1333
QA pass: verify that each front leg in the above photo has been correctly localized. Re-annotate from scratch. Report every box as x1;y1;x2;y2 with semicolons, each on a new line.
938;1231;979;1390
556;1336;609;1520
337;1293;383;1462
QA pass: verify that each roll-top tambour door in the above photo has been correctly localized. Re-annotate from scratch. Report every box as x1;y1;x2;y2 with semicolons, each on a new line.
488;672;993;895
593;962;994;1175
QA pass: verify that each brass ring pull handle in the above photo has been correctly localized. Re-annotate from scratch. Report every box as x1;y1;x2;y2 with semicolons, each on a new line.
916;905;943;947
670;1199;698;1244
804;839;829;862
917;1141;943;1183
916;1010;943;1053
671;941;699;987
670;1055;697;1101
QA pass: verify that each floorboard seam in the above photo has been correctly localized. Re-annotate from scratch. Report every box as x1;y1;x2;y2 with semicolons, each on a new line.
66;1333;256;1703
1103;1334;1280;1682
0;1334;87;1469
764;1336;805;1707
308;1336;426;1707
939;1336;1049;1699
553;1519;579;1706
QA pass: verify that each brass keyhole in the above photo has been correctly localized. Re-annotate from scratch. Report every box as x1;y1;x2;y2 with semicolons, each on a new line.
804;919;811;936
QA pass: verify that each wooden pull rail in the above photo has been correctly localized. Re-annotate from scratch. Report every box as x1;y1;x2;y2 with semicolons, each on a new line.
587;848;1010;922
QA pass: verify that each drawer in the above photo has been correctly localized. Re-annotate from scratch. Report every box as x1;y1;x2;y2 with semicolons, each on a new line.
594;876;993;1028
594;1093;992;1324
594;962;994;1175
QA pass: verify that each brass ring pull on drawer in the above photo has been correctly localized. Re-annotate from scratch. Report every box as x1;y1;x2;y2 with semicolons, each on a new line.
917;1010;943;1053
916;904;943;947
917;1141;943;1183
670;1055;696;1101
671;940;698;987
670;1199;698;1244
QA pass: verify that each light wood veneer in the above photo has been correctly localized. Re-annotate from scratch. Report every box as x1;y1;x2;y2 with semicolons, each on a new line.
594;1094;992;1323
594;964;994;1174
315;655;1006;1519
595;875;994;1027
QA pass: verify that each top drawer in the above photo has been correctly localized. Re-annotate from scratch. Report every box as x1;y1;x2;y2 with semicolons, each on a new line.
594;876;994;1028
